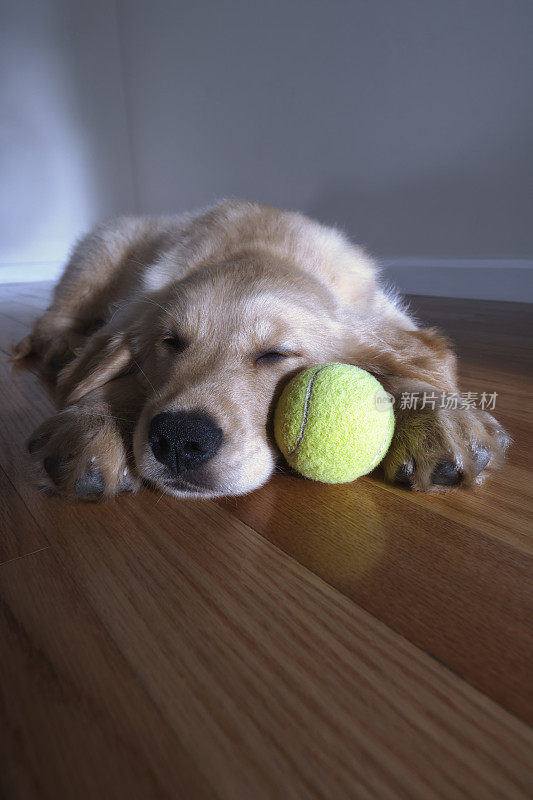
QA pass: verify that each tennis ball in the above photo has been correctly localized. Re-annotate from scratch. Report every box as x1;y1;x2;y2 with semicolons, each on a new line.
274;363;394;483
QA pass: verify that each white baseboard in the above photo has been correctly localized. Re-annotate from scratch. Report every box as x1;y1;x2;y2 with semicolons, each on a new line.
0;258;531;302
0;261;64;284
382;258;533;302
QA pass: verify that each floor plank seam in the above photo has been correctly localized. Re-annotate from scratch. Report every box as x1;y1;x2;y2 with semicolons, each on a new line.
0;310;32;328
0;546;51;569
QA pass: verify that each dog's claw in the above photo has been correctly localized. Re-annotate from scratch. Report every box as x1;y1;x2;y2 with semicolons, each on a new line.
496;430;512;452
471;443;491;476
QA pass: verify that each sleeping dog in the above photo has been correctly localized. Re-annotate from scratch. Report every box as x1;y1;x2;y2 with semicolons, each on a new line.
15;200;509;499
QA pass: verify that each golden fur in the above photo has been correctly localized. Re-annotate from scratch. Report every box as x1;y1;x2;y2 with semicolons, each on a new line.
15;200;509;500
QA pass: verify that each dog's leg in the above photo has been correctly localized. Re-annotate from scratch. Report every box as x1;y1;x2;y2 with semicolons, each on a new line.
347;325;510;491
12;218;154;371
26;374;145;500
378;375;510;491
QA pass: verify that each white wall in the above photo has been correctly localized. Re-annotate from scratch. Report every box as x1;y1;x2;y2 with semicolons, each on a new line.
1;0;532;298
117;0;533;262
0;0;135;281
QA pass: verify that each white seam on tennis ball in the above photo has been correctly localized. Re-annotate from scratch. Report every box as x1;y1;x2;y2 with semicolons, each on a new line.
365;411;395;472
288;365;328;457
287;365;395;470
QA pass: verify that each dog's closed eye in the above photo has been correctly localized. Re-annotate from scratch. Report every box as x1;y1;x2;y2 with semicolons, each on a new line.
255;349;296;365
162;333;187;353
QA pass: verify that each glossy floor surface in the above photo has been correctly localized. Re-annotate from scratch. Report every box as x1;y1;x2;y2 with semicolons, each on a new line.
1;283;531;799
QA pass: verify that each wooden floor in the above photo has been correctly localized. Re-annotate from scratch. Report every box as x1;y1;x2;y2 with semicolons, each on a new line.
0;282;531;800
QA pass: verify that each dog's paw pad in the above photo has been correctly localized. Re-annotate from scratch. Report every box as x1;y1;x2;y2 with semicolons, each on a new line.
119;476;136;492
394;462;415;487
431;460;463;486
43;455;64;485
74;468;105;497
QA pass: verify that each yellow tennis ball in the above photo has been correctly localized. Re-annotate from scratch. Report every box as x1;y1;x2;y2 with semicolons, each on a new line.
274;363;395;483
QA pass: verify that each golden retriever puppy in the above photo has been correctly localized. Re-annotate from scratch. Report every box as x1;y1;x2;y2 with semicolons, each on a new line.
15;200;509;500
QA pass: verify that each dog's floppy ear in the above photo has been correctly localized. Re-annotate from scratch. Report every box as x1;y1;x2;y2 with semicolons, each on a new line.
57;327;132;404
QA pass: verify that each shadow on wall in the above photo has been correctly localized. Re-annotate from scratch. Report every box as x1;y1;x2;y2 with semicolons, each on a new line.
307;128;533;261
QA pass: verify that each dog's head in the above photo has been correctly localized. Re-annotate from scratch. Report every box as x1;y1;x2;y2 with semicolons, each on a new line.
61;257;354;497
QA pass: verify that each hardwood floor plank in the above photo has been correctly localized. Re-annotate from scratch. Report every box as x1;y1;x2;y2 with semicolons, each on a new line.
378;459;532;552
0;549;216;800
218;471;532;721
0;312;34;359
0;466;48;564
4;496;533;800
407;296;532;377
2;285;52;300
0;299;49;318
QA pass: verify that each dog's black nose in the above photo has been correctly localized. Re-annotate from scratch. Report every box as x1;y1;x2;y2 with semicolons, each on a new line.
149;411;223;474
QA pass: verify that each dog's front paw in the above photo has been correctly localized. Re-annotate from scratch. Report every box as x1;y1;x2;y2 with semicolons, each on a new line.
382;402;510;492
27;406;140;500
